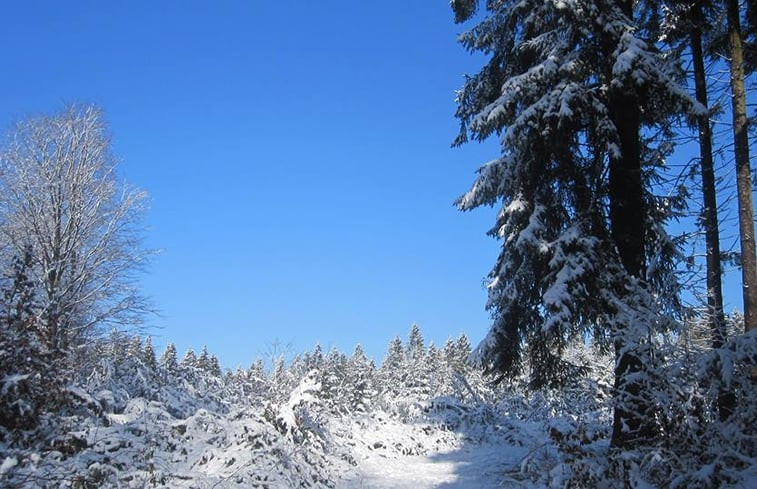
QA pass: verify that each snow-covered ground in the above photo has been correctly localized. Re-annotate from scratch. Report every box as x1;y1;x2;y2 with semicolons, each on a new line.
339;442;530;489
3;329;755;488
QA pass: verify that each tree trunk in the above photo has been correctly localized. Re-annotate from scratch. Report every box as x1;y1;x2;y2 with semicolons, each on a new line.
726;0;757;332
608;0;653;448
726;0;757;331
691;0;732;419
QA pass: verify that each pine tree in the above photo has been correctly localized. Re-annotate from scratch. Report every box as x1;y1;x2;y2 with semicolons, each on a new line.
126;335;142;358
160;343;178;371
406;323;425;362
348;344;375;413
208;354;222;377
308;343;324;371
380;336;406;400
0;248;63;433
450;0;700;447
321;347;348;412
181;348;197;368
197;345;214;372
455;333;472;370
270;357;291;402
426;342;443;397
382;336;405;373
247;358;268;397
142;336;157;370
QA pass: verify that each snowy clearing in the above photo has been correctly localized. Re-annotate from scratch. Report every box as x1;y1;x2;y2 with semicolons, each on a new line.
339;442;531;489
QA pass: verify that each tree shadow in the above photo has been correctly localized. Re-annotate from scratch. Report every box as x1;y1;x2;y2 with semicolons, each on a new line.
417;397;544;488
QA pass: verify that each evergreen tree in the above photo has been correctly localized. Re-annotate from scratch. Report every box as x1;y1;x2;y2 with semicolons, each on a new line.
270;356;292;402
321;347;348;412
198;345;211;371
454;333;472;370
348;344;375;413
382;336;405;373
380;336;406;399
181;348;197;368
443;338;458;369
425;342;443;397
406;323;425;362
450;0;699;447
208;354;222;377
307;343;324;371
247;358;269;397
126;335;142;358
142;336;157;370
160;343;178;371
0;248;63;433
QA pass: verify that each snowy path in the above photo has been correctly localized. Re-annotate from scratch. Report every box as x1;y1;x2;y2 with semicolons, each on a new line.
337;442;530;489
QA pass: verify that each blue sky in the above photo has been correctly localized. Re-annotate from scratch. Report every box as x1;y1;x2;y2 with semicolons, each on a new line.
0;1;504;366
0;1;746;368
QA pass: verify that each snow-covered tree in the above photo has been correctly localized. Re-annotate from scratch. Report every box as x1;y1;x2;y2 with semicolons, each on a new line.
142;336;157;370
0;105;151;352
319;347;349;413
406;323;425;362
198;345;211;371
347;344;376;413
378;336;407;404
247;358;269;399
181;348;197;368
270;356;294;403
0;248;64;433
160;342;178;371
126;335;142;358
208;354;222;377
450;0;700;447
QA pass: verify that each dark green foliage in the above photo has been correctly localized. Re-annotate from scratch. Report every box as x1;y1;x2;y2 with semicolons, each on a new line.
0;248;66;437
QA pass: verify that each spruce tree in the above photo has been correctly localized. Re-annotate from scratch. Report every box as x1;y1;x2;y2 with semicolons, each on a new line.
0;248;63;433
348;344;375;413
198;345;211;371
181;348;197;368
455;333;472;370
160;343;178;371
380;336;406;399
208;354;222;377
450;0;699;447
142;336;157;370
382;336;404;373
406;323;425;362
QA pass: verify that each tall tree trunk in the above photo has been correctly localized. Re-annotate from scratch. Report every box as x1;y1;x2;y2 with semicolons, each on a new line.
726;0;757;332
608;0;654;449
691;0;732;419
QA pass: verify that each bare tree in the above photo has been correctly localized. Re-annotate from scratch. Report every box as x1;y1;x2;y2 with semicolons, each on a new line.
0;105;151;351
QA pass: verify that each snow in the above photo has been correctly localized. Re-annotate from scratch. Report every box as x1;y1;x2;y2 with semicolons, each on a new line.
2;326;755;488
338;443;528;489
0;457;17;475
1;373;30;394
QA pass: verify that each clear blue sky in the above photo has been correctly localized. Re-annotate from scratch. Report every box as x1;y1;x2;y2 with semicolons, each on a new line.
0;1;504;367
0;1;746;368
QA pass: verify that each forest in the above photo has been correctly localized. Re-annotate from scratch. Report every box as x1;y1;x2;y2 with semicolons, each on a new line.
1;0;757;487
